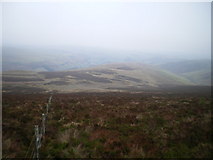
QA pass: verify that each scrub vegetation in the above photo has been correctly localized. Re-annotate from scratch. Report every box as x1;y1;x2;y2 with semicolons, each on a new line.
2;92;212;158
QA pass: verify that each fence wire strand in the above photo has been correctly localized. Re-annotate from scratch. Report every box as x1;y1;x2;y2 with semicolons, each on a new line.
24;134;36;158
29;142;35;159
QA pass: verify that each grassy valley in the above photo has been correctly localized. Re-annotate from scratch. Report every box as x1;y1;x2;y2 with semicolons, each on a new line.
158;59;211;86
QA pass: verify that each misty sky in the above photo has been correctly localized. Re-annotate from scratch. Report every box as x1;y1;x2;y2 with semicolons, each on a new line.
2;2;211;59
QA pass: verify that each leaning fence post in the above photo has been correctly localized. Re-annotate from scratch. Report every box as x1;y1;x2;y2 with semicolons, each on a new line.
42;113;46;135
48;96;52;105
32;95;52;159
46;104;49;115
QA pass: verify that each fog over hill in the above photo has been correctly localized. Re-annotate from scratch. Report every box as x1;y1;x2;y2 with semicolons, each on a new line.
2;46;210;70
2;2;211;91
3;46;211;87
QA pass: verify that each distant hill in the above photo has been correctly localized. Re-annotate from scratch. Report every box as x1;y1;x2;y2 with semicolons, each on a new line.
2;46;185;71
3;46;211;88
2;63;195;93
157;60;211;86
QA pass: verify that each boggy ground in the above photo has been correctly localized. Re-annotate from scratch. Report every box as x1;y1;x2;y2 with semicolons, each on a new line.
2;92;212;158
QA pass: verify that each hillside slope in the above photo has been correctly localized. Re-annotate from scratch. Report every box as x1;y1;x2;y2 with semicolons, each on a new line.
157;60;211;86
2;46;187;71
2;63;194;93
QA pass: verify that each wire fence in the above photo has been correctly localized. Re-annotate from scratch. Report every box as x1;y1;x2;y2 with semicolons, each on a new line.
24;95;52;159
